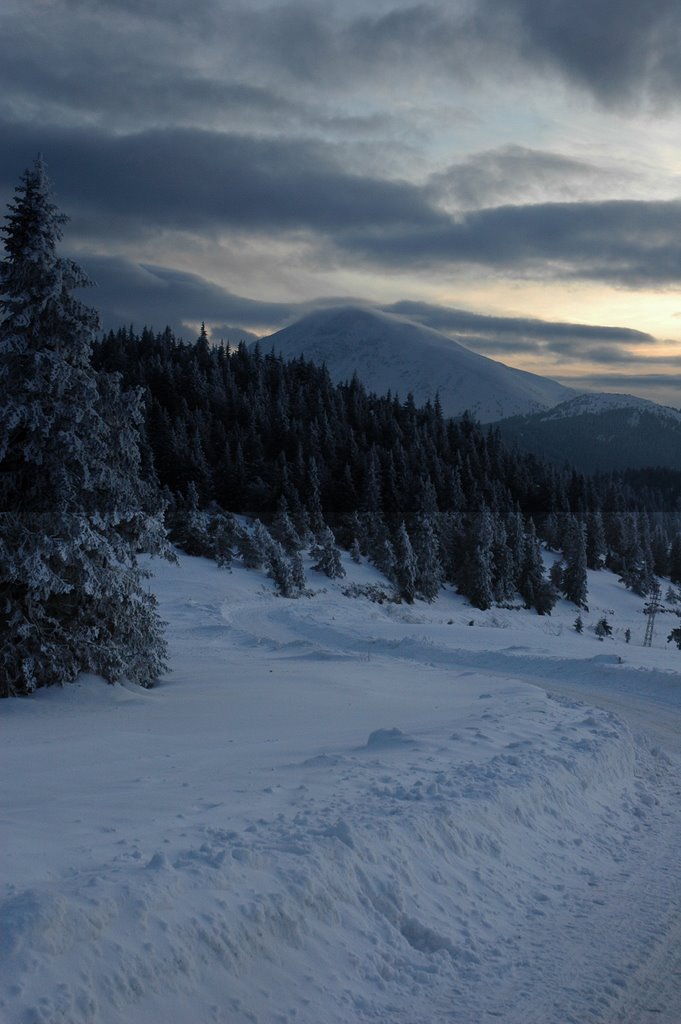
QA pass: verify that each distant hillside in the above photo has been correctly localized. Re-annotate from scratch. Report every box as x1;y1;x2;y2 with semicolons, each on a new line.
496;393;681;472
259;306;574;422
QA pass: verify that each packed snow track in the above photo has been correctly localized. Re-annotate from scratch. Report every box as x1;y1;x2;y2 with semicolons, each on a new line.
2;553;680;1024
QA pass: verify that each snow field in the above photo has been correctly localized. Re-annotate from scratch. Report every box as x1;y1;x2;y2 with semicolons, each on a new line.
2;551;681;1023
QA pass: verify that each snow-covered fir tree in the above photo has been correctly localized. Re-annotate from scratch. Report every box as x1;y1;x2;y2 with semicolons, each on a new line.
271;496;303;554
0;158;169;696
562;516;588;608
518;521;556;615
412;515;443;602
394;522;418;603
234;519;266;569
252;520;305;597
311;526;345;579
459;504;495;610
669;535;681;585
166;482;212;557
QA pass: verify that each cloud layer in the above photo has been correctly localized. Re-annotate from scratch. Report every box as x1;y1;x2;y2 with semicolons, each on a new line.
2;1;681;402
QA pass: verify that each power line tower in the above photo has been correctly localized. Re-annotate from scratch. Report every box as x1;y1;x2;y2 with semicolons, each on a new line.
643;580;661;648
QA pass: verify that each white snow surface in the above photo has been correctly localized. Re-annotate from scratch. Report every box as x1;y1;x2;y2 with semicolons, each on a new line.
259;306;574;422
3;552;681;1024
539;391;681;424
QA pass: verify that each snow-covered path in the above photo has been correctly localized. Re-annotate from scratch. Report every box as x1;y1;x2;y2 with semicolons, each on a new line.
2;553;681;1023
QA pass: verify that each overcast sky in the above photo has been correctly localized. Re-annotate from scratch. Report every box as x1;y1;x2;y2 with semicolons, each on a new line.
3;0;681;403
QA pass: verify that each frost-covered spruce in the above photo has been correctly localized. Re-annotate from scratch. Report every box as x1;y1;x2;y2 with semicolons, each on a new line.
562;515;588;608
251;520;305;597
270;496;303;554
311;525;345;579
394;522;418;603
413;515;443;602
0;158;169;696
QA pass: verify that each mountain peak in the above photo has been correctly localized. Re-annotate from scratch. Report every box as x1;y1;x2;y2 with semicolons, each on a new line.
259;305;574;422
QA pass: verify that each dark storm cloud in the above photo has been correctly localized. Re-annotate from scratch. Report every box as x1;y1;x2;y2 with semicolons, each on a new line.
3;120;681;288
0;121;441;242
430;147;618;209
1;49;299;130
219;1;681;107
343;199;681;286
383;301;655;363
479;0;681;106
196;1;681;107
560;373;681;389
315;0;681;107
453;337;650;364
5;0;681;138
72;252;656;365
556;372;681;407
384;300;652;344
77;255;297;339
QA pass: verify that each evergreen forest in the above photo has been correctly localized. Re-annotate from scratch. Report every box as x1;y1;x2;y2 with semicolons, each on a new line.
92;325;681;613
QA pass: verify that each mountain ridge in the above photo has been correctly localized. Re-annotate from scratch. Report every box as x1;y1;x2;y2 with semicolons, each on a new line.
496;392;681;472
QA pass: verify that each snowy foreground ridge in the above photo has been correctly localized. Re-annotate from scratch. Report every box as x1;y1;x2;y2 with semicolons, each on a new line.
2;554;681;1024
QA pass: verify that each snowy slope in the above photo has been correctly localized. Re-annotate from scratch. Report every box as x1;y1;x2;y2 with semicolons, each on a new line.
2;553;681;1024
497;391;681;472
259;306;575;422
540;391;681;423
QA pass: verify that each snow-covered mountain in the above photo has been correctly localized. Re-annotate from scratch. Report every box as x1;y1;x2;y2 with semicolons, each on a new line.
539;391;681;423
497;392;681;472
259;306;574;422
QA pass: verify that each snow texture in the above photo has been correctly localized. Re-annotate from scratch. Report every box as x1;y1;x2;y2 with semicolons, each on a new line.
538;391;681;424
2;551;681;1023
260;306;575;422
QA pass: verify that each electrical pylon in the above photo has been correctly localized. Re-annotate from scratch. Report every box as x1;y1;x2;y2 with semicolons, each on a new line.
643;580;661;647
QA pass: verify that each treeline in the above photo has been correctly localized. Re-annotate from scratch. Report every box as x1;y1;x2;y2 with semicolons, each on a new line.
93;326;681;611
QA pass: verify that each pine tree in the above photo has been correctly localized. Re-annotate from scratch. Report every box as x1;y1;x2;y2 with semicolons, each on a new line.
0;158;169;695
393;522;418;603
252;520;304;597
374;536;397;583
549;559;564;591
459;505;495;610
518;521;555;615
594;616;612;639
413;515;443;602
491;520;516;603
667;626;681;650
167;481;212;556
311;526;345;579
562;516;588;608
290;550;307;594
270;495;302;554
585;509;606;570
669;535;681;586
234;520;266;568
